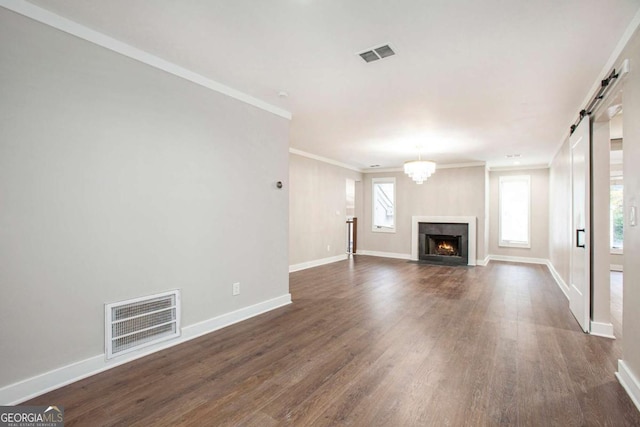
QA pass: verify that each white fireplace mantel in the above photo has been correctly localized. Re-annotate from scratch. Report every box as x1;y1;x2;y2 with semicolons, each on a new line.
411;216;477;266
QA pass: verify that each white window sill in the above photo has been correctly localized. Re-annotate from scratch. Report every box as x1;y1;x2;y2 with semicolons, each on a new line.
499;242;531;249
372;227;396;233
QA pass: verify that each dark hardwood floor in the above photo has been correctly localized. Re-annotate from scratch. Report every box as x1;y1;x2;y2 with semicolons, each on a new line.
26;257;640;426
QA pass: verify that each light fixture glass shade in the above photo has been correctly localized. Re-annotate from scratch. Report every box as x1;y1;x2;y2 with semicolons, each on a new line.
404;159;436;184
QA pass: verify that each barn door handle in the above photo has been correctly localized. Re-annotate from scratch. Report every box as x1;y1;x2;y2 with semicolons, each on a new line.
576;228;585;248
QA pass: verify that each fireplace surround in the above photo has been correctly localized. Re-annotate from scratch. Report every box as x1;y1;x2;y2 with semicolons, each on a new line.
411;216;477;266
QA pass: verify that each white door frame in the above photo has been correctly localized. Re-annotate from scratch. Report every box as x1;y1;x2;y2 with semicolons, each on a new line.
588;59;629;339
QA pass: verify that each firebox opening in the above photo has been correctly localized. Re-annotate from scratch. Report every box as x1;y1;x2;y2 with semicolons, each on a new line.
427;235;461;257
417;222;468;265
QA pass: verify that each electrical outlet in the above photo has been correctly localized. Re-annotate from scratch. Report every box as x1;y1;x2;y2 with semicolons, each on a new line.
232;282;240;296
327;245;331;252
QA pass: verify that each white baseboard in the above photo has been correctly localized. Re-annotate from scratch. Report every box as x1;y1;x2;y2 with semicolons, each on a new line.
488;255;548;265
356;250;411;260
289;254;348;272
476;256;490;266
487;256;570;301
616;360;640;413
545;260;570;300
0;293;291;405
590;321;615;339
610;264;624;272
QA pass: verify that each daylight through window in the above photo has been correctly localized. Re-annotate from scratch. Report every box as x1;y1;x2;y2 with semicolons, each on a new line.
372;177;396;232
499;175;530;248
611;182;623;251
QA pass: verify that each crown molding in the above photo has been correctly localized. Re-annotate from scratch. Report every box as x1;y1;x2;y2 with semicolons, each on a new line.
550;6;640;167
289;148;363;172
488;164;549;172
437;161;486;170
296;144;492;175
361;161;485;173
362;167;402;173
581;8;640;117
0;0;292;120
289;150;485;174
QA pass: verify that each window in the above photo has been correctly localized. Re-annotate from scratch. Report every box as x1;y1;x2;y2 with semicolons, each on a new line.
611;181;623;253
372;177;395;232
499;175;530;248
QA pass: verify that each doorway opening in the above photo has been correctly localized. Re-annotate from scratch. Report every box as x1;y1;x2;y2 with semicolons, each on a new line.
590;70;626;339
346;178;358;255
609;110;624;337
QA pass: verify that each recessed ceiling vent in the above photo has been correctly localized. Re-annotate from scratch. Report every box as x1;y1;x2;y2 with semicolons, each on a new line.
358;44;395;63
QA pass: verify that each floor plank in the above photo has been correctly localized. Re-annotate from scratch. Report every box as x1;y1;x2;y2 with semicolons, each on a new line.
25;257;640;426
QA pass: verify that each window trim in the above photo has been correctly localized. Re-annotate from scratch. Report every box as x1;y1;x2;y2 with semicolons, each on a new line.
372;177;396;233
498;175;531;248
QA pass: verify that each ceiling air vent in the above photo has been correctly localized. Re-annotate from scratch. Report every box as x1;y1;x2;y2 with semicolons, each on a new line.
358;44;395;63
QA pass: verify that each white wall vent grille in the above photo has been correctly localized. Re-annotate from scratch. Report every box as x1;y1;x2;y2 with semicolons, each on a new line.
105;290;181;359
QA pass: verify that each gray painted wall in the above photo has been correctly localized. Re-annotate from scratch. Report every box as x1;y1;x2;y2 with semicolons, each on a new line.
0;10;289;388
360;166;487;261
619;25;640;386
289;154;362;266
489;169;550;260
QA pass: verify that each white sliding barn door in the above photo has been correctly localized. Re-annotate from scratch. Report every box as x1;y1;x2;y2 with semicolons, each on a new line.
569;117;591;333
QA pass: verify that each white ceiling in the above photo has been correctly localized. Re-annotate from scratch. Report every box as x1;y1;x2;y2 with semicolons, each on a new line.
26;0;640;169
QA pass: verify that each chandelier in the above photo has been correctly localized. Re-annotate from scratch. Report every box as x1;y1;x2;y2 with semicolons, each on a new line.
404;155;436;184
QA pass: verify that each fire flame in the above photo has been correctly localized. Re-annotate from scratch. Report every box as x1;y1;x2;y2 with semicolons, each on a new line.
438;242;454;251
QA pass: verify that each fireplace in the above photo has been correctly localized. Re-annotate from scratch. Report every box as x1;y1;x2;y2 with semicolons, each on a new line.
411;216;476;265
418;222;469;265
